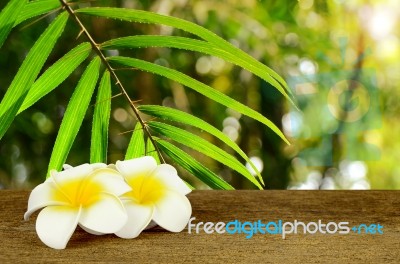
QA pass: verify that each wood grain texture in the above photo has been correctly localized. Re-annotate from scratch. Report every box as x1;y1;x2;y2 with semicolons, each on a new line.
0;190;399;263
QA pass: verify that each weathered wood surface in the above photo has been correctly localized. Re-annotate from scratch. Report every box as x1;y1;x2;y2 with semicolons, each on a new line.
0;190;399;263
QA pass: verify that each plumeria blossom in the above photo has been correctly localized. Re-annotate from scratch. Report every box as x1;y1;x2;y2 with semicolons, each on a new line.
24;163;131;249
114;156;192;238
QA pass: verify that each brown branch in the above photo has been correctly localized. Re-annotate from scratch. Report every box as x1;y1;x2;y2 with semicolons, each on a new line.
59;0;165;163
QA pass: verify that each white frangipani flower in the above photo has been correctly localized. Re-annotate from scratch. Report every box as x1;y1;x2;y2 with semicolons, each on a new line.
114;156;192;239
24;163;131;249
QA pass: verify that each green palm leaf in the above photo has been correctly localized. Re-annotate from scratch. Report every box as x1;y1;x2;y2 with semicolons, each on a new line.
101;35;295;107
125;122;145;159
148;121;262;189
90;70;111;163
14;0;61;26
138;104;264;185
146;138;161;164
47;57;101;176
0;0;25;48
76;7;292;100
0;12;68;139
18;42;92;114
109;56;289;144
156;139;234;190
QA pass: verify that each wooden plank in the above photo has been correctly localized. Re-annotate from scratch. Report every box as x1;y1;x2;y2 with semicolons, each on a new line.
0;190;399;263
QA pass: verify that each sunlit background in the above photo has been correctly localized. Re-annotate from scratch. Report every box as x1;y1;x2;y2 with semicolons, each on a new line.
0;0;399;189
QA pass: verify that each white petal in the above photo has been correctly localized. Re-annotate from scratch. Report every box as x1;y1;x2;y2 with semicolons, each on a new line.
116;156;157;181
86;168;131;196
107;164;117;170
145;220;158;230
45;177;54;183
90;163;108;170
79;192;127;234
52;163;93;187
49;169;58;179
62;164;73;170
24;182;68;220
115;202;154;239
152;164;192;195
153;191;192;232
36;205;80;249
79;224;105;236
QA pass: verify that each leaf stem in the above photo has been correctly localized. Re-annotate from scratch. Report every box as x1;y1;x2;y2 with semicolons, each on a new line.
59;0;165;163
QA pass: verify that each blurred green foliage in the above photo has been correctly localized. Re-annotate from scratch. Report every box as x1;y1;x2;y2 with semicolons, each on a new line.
0;0;399;189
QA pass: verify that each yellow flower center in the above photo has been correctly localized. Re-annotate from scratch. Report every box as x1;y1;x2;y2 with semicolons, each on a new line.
125;175;166;205
53;177;102;208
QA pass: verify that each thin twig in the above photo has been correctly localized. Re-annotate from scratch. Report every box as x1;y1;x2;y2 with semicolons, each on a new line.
19;8;62;31
131;99;143;104
111;92;123;99
112;67;140;71
59;0;165;163
76;29;85;40
117;130;135;136
90;93;123;107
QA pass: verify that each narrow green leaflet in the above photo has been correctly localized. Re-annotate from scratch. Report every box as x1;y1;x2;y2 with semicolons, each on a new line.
125;122;145;159
14;0;61;26
146;138;161;164
184;180;195;190
148;121;262;189
101;35;295;107
156;139;234;190
48;57;101;176
0;0;25;48
0;12;68;139
138;104;264;185
76;7;293;99
18;42;92;114
90;70;111;163
109;56;289;144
